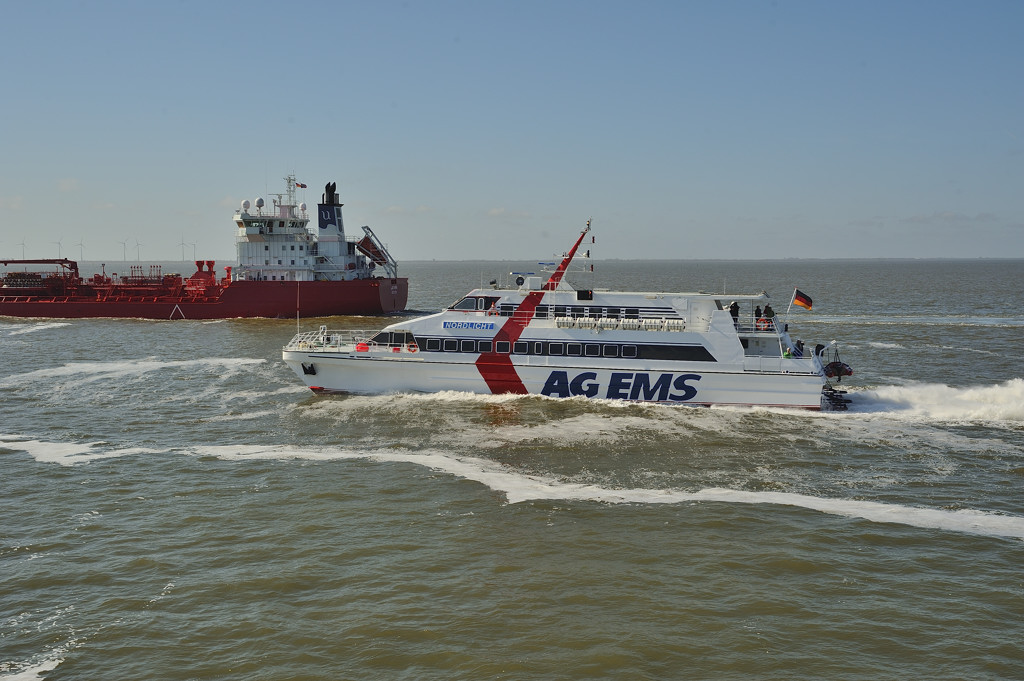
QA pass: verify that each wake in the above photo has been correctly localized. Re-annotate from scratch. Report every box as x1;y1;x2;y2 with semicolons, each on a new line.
5;436;1023;541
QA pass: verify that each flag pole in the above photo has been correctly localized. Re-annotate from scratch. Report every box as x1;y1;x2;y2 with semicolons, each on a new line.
786;287;797;316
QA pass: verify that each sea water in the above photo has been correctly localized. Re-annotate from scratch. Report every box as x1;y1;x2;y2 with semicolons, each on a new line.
2;259;1023;680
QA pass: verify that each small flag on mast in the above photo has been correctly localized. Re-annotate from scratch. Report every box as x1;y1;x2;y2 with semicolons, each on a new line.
792;289;812;310
296;182;307;188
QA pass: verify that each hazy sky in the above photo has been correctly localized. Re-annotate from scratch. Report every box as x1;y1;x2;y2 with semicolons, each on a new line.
2;1;1021;263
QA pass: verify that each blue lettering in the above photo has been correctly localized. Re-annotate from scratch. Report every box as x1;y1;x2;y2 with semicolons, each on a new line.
607;372;633;399
630;373;673;401
570;372;600;398
541;371;571;398
669;374;702;401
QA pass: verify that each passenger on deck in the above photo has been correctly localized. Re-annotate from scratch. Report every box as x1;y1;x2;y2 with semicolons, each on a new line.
729;301;740;326
763;304;775;318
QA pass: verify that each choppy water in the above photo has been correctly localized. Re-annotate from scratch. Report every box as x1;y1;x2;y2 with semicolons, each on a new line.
3;259;1024;680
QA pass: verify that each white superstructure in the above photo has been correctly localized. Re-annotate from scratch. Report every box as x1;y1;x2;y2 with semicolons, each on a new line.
233;175;397;282
282;224;852;409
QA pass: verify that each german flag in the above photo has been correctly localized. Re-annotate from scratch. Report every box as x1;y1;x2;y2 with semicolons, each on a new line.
793;289;812;310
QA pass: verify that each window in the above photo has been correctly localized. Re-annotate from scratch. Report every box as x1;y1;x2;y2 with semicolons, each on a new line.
443;339;458;352
291;245;295;251
621;345;637;358
478;341;493;353
513;341;529;354
426;338;441;351
554;306;567;317
585;344;601;357
460;340;476;353
549;343;564;356
496;341;510;354
535;305;549;319
636;344;716;362
603;345;618;358
567;343;582;356
499;303;516;317
451;297;478;311
264;245;269;251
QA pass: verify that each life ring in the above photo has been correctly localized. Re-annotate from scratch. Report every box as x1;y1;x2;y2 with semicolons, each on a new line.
407;343;418;353
756;318;769;330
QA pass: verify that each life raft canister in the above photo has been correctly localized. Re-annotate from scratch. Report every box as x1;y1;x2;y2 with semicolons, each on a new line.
824;361;853;378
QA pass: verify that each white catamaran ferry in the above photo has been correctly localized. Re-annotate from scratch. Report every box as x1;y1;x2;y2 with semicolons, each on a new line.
282;224;853;410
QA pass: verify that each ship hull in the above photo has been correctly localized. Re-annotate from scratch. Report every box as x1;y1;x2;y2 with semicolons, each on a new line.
0;278;408;319
281;351;827;409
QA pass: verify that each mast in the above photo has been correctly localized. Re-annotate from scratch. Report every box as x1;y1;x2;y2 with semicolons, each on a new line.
542;219;591;291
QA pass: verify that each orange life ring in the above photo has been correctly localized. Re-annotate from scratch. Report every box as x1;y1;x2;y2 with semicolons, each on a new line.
407;343;418;353
756;318;769;330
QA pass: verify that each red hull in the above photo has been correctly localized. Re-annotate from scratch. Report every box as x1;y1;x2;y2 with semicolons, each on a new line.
0;278;408;319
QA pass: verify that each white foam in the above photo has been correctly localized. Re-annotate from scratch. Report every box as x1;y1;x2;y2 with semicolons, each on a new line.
4;322;73;336
0;657;63;680
192;443;1024;541
0;436;160;466
0;357;266;388
852;378;1024;422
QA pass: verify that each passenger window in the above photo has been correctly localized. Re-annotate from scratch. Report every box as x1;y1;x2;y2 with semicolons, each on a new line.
567;343;582;356
585;344;600;357
496;341;511;354
461;340;476;352
443;339;458;351
513;341;529;354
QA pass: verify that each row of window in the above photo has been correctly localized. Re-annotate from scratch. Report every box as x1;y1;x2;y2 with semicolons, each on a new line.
264;244;305;251
449;297;681;320
417;337;716;362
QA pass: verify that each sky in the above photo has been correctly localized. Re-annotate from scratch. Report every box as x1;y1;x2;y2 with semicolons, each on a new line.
1;0;1022;263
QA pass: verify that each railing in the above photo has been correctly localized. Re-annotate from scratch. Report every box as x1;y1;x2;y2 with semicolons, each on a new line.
285;329;419;355
735;317;778;333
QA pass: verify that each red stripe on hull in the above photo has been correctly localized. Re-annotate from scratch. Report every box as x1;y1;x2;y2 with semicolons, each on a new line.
0;279;408;319
474;290;545;393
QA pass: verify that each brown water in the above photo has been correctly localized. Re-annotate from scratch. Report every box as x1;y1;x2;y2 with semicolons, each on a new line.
3;259;1024;680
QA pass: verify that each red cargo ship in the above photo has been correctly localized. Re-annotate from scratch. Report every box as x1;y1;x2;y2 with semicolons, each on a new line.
0;176;408;319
